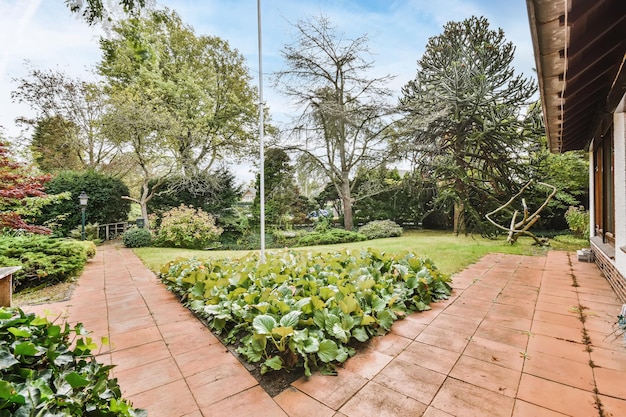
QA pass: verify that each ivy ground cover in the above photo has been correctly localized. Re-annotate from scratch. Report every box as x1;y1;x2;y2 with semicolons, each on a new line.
159;248;452;376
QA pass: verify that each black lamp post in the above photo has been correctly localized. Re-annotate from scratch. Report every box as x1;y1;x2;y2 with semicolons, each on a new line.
78;191;89;241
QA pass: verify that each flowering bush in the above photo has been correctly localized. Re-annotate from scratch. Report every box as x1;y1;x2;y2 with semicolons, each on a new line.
154;204;222;249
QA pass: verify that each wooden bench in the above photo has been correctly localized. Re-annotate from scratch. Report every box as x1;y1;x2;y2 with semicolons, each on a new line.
0;266;20;307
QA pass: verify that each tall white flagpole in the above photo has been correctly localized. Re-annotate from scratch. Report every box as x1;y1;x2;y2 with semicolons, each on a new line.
257;0;265;262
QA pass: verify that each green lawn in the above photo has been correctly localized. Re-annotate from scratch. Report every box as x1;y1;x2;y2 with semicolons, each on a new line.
133;230;588;276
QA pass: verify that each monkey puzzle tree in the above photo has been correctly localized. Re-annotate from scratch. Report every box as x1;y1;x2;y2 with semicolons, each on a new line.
399;16;539;235
275;15;397;230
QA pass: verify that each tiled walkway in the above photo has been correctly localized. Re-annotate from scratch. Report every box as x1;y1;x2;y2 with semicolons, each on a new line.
23;244;626;417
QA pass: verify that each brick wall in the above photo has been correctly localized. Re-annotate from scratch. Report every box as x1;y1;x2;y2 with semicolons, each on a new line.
592;244;626;302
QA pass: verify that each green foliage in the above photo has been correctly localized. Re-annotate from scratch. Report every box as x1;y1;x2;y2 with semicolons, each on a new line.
148;170;242;218
564;206;590;238
400;16;539;235
36;170;131;237
159;249;451;375
78;240;97;259
297;229;367;246
359;220;403;240
30;116;83;173
0;235;87;290
123;227;153;248
154;204;223;249
0;307;145;416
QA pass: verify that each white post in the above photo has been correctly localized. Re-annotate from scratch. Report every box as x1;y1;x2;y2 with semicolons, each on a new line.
257;0;265;262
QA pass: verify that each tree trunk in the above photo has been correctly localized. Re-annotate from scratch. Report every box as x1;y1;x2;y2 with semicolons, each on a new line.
341;175;353;231
453;199;465;236
139;181;151;231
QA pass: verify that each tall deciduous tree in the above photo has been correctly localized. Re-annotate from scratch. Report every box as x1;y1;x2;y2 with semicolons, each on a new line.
66;0;152;26
275;15;396;230
400;16;539;235
98;9;259;177
12;67;119;172
30;116;83;173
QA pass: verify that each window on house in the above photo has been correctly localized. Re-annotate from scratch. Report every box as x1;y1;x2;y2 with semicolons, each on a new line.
594;126;615;245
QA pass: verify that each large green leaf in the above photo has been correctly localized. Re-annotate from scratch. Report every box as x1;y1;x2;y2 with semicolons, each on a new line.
252;315;277;335
14;342;38;356
317;340;339;363
279;311;301;328
65;372;90;389
0;348;18;370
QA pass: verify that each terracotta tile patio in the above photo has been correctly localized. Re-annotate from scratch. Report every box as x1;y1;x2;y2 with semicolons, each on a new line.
22;244;626;417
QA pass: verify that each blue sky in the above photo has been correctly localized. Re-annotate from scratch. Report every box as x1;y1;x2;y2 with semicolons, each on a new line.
0;0;534;180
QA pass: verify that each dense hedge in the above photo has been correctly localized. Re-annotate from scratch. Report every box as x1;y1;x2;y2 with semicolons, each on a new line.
123;227;152;248
297;228;366;246
0;307;145;416
36;170;131;236
0;235;87;290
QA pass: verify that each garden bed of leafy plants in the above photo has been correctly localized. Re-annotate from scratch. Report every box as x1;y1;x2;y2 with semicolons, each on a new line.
0;307;145;416
159;248;452;380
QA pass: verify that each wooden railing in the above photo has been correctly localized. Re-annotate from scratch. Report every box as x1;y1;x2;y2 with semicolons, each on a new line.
0;266;20;307
97;222;130;240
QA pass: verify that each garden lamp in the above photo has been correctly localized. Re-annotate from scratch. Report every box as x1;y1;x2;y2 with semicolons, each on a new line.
78;191;89;241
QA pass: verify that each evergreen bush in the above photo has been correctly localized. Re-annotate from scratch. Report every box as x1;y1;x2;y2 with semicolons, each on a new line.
297;228;366;246
0;235;87;290
359;219;403;240
122;228;153;248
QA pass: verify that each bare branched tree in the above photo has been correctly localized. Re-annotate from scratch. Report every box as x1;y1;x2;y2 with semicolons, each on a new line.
275;15;397;230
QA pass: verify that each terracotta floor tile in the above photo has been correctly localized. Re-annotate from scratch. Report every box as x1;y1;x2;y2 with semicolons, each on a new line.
534;301;581;316
536;294;579;306
107;304;151;323
491;294;536;308
130;379;198;417
473;323;529;349
428;313;482;336
589;345;626;371
594;366;626;399
398;341;461;374
407;306;446;324
598;394;626;417
422;407;455;417
463;336;525;371
111;340;171;370
274;387;335;417
109;326;162;351
185;362;258;407
525;333;590;364
115;357;182;397
523;350;594;391
158;319;212;340
449;355;521;397
489;302;535;320
366;333;411;356
482;312;532;332
511;400;569;416
430;377;515;417
181;411;203;417
415;327;471;353
173;343;239;378
374;358;445;404
390;317;427;339
341;349;393;380
530;321;584;343
442;302;492;321
291;370;368;410
163;328;219;356
517;373;597;416
200;386;287;417
339;381;427;417
108;315;155;335
533;310;584;328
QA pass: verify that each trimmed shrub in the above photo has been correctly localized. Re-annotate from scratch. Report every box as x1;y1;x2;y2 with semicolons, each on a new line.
0;307;145;416
359;220;403;240
123;227;153;248
78;240;97;259
154;204;223;249
297;228;366;246
0;234;87;290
